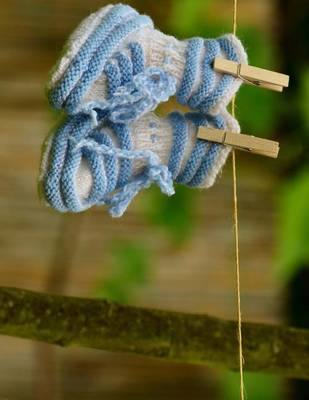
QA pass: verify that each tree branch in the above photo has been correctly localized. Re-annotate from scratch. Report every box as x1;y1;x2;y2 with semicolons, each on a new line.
0;287;308;379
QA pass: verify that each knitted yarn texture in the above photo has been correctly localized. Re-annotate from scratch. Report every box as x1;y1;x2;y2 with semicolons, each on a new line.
40;3;246;217
40;110;239;217
48;3;247;117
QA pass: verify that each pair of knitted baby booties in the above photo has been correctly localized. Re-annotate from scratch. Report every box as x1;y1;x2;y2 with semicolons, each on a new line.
39;3;248;217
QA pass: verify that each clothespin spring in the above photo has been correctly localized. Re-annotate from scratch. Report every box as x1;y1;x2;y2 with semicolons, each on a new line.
236;63;261;88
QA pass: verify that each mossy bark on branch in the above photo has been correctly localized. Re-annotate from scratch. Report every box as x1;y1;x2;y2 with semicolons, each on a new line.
0;287;308;379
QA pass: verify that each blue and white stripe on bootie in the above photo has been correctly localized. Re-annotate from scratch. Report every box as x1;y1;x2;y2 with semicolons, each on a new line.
47;3;248;121
39;109;239;217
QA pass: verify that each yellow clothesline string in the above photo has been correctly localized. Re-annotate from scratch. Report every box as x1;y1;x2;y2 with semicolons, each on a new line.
231;0;245;399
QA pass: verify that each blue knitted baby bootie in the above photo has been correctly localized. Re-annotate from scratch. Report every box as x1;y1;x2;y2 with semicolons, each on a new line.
40;109;239;217
48;3;248;120
48;4;176;121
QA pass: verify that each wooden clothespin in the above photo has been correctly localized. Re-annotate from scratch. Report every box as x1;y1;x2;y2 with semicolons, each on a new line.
214;58;289;92
197;127;279;158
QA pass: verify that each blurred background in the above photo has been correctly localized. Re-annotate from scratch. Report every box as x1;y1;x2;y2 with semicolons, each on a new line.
0;0;308;399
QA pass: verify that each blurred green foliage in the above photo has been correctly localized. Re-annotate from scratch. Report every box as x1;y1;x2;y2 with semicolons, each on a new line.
143;185;196;246
278;169;309;281
220;372;282;400
96;240;150;303
168;0;209;37
300;68;309;133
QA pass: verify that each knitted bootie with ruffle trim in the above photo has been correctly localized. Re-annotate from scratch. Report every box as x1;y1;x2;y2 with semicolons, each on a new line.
48;3;247;123
39;109;239;217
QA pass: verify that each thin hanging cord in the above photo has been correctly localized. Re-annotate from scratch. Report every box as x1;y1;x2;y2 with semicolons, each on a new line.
231;1;245;399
